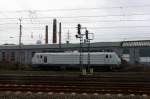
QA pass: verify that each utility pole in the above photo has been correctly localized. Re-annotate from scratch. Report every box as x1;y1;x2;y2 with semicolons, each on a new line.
19;18;22;48
18;18;22;69
66;30;70;44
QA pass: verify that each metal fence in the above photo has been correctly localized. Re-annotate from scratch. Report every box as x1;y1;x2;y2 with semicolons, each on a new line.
0;92;149;99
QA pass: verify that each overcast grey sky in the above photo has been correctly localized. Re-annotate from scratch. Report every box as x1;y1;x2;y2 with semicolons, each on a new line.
0;0;150;44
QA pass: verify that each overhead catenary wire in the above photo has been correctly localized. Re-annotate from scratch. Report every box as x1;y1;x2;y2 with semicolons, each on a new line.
1;26;150;31
0;5;150;13
63;26;150;29
0;12;150;20
1;26;150;30
0;6;149;22
0;19;150;25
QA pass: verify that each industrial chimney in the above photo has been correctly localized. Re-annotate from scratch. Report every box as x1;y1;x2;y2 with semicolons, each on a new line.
53;19;57;43
45;25;48;44
59;22;61;48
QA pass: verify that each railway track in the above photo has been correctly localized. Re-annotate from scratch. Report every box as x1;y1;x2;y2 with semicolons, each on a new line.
0;84;149;94
0;72;150;94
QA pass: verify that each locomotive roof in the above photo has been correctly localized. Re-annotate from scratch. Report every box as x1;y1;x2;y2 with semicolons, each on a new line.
35;52;116;55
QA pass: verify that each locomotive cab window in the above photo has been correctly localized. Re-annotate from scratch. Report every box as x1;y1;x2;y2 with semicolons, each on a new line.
44;56;47;63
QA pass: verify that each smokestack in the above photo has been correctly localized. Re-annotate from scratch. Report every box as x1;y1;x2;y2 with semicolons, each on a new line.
53;19;57;43
45;25;48;44
59;22;61;48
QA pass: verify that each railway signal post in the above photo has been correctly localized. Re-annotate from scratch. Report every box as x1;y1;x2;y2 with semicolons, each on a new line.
85;29;94;75
76;24;87;75
76;24;94;75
